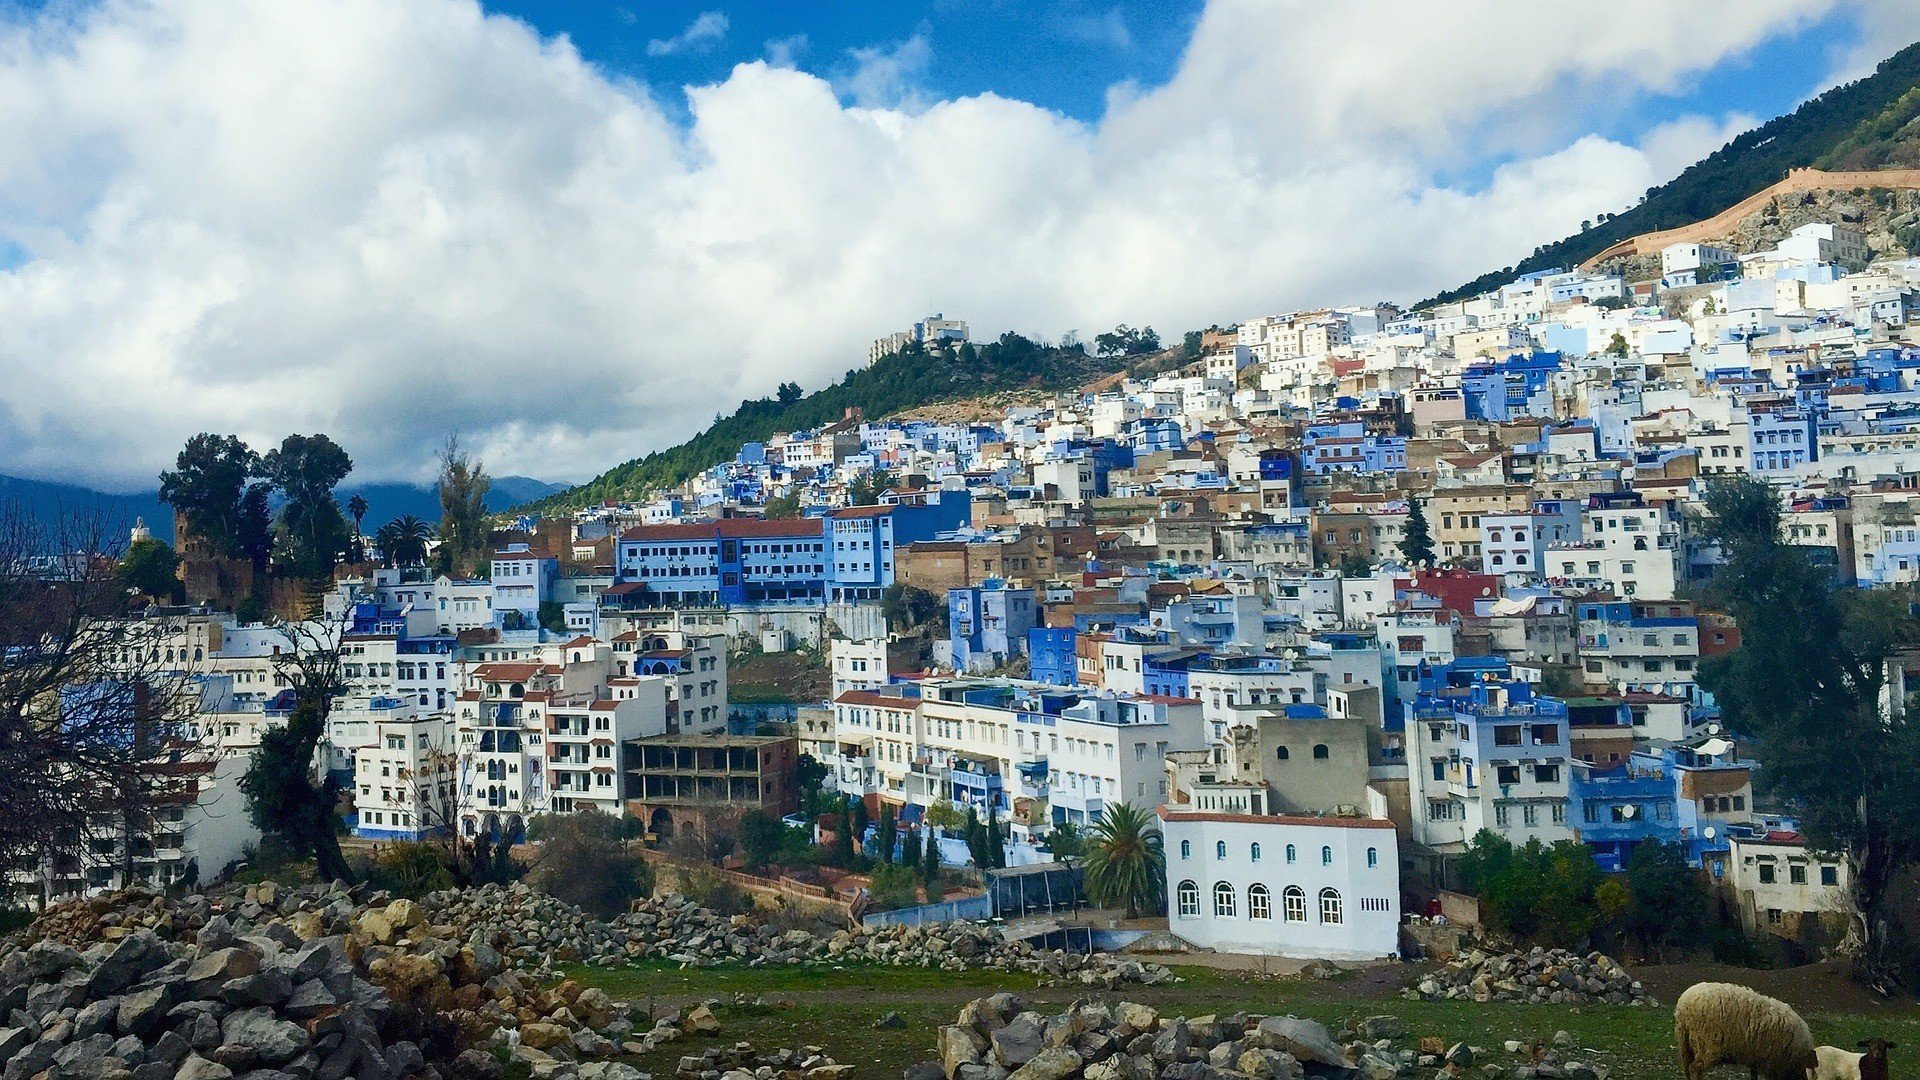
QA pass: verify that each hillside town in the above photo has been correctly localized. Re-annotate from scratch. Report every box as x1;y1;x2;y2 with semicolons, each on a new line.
21;212;1920;976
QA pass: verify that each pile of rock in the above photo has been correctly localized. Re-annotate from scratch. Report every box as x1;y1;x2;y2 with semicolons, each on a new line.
671;1041;850;1079
914;995;1618;1080
0;923;465;1080
603;896;1175;988
3;884;652;1080
1403;947;1653;1006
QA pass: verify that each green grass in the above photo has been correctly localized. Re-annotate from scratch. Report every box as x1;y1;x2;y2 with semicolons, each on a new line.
562;960;1920;1079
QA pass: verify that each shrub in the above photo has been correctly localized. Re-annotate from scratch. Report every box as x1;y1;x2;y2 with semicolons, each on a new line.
525;810;655;919
867;864;921;911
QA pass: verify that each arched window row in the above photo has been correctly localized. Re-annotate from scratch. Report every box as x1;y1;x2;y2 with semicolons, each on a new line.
1174;881;1345;926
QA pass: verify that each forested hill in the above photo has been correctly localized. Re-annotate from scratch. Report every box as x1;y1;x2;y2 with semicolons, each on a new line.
531;333;1162;512
1422;39;1920;308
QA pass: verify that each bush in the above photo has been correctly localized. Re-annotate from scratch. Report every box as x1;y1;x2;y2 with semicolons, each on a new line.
525;810;655;919
678;863;751;915
867;864;921;911
359;841;455;898
0;906;31;935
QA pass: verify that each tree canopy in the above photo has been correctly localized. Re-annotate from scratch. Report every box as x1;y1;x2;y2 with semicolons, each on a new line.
1695;474;1920;985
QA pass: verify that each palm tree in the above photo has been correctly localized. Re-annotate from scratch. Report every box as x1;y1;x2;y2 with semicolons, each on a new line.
375;515;432;567
1081;803;1164;919
346;494;368;534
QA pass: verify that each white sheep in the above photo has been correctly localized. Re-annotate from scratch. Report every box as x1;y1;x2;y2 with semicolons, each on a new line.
1807;1045;1862;1080
1674;981;1818;1080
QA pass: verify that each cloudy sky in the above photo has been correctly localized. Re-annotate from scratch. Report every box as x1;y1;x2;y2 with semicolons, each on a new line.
2;0;1918;491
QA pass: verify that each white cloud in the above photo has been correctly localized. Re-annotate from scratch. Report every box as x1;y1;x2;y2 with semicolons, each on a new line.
0;0;1883;490
1060;8;1132;51
765;33;809;69
645;10;727;57
835;34;933;111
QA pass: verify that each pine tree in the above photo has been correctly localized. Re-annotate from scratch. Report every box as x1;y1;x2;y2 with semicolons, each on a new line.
875;803;895;865
921;831;942;895
987;805;1007;870
1399;498;1435;567
832;805;856;867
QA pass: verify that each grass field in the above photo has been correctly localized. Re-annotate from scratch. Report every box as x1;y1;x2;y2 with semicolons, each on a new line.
560;958;1920;1078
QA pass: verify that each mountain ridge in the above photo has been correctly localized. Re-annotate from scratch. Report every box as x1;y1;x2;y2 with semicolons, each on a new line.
1422;39;1920;307
0;473;564;547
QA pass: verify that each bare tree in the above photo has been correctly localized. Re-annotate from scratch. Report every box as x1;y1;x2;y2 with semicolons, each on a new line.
239;617;356;882
0;503;202;899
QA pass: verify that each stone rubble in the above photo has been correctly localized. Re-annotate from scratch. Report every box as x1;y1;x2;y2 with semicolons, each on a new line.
914;994;1619;1080
1402;947;1654;1007
2;880;1173;1079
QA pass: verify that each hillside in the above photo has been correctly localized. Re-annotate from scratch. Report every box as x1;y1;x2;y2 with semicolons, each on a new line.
1423;39;1920;307
531;334;1167;512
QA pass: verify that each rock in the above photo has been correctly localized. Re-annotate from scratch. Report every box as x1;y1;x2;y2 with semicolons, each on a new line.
117;984;172;1036
992;1013;1046;1068
519;1022;571;1050
1009;1046;1081;1080
184;947;261;992
220;1007;310;1066
685;1003;722;1034
874;1011;908;1029
175;1054;236;1080
1361;1015;1405;1040
1255;1016;1348;1068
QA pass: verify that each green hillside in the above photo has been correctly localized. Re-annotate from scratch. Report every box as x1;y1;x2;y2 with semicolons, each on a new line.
1423;39;1920;307
531;333;1153;512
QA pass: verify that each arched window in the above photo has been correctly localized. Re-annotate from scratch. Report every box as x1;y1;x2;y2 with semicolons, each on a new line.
1176;880;1199;918
1282;885;1306;922
1319;888;1343;924
1285;843;1297;864
1276;746;1290;761
1249;884;1271;920
1321;845;1334;866
1216;840;1227;859
1366;846;1379;868
1213;881;1236;918
1250;842;1262;862
1180;839;1191;860
1313;744;1330;760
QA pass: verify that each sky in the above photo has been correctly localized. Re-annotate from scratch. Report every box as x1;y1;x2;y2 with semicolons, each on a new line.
1;0;1918;492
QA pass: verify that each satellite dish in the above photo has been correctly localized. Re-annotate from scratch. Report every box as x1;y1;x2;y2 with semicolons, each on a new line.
1703;826;1717;841
1621;804;1638;819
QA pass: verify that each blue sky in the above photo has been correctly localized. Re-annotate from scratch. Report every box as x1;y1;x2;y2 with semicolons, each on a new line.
485;1;1203;122
0;0;1917;488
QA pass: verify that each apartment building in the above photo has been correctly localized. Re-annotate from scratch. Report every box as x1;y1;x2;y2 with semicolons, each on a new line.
1405;675;1572;851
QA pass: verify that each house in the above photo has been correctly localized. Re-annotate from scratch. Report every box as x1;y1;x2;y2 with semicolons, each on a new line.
949;580;1039;673
623;733;799;842
1159;805;1400;960
1727;829;1849;943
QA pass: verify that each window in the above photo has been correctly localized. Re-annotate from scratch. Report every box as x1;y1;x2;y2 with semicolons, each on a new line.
1248;884;1271;920
1250;842;1262;862
1213;881;1236;918
1534;763;1560;784
1312;744;1329;760
1758;864;1776;884
1319;888;1343;924
1285;844;1297;864
1216;840;1227;859
1282;885;1306;922
1321;845;1333;866
1820;865;1839;886
1366;847;1379;868
1180;839;1191;860
1276;746;1290;761
1789;864;1807;885
1176;880;1199;918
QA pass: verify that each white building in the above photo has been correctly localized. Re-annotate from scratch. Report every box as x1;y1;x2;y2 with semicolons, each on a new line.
1160;806;1400;960
1727;829;1849;941
354;712;457;840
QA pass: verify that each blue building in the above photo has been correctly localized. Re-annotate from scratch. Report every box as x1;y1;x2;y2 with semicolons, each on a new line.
827;492;973;603
1747;408;1817;475
949;580;1039;672
1461;351;1563;421
1027;626;1078;686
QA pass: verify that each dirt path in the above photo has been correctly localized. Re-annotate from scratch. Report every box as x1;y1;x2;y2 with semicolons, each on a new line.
1627;959;1920;1018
